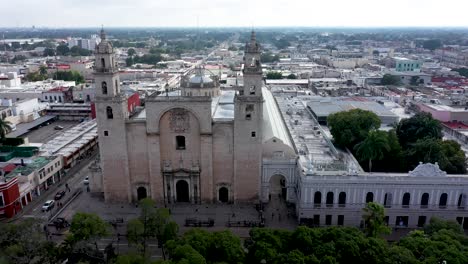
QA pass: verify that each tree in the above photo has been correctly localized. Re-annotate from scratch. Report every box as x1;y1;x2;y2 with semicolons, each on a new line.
0;119;12;139
43;48;55;57
424;217;463;235
354;130;390;173
453;68;468;78
127;198;178;256
362;203;391;238
54;70;85;84
127;48;136;57
396;112;442;148
56;44;70;56
423;39;442;51
68;212;110;251
287;73;297;79
381;74;401;85
0;219;59;264
126;57;135;67
266;71;283;79
39;65;48;76
327;109;381;149
261;52;280;63
440;140;467;174
11;55;27;64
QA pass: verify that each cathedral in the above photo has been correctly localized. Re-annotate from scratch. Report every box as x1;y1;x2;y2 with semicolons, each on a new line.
91;30;296;204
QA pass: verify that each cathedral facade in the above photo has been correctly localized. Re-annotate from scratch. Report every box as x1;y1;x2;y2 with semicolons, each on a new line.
92;30;293;204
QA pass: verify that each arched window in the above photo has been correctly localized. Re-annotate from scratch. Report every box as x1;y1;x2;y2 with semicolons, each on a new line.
421;193;429;208
314;191;322;207
402;193;411;208
101;58;106;68
326;192;334;207
384;193;392;208
338;192;346;207
458;194;466;209
106;106;113;119
366;192;374;203
176;136;186;150
439;193;448;208
102;81;108;95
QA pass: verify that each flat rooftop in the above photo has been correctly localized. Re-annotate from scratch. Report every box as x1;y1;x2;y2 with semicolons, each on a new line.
274;94;354;173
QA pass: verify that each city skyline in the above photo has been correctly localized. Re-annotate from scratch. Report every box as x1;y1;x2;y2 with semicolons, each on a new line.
2;0;468;28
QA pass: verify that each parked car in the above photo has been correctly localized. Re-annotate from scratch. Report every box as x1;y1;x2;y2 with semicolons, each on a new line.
42;200;55;212
54;125;64;130
54;190;66;200
83;176;89;185
52;217;70;228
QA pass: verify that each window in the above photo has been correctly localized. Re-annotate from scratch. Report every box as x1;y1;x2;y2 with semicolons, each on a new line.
384;193;392;208
246;104;254;112
366;192;374;203
106;106;113;119
313;215;320;226
338;192;346;207
458;194;466;209
396;216;408;227
0;195;4;207
418;216;427;228
251;131;256;137
325;215;332;225
402;193;411;208
45;96;48;99
102;81;108;95
338;215;344;226
250;85;256;95
421;193;429;208
439;193;448;208
101;58;105;68
245;113;251;120
104;131;109;136
326;192;334;207
176;136;186;150
314;191;322;207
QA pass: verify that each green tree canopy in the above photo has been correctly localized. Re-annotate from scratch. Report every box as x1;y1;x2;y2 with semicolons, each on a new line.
354;130;390;173
54;70;85;84
381;74;401;85
68;212;110;250
287;73;297;79
127;48;136;57
266;71;283;79
327;109;381;149
396;112;442;148
362;202;391;238
423;39;443;51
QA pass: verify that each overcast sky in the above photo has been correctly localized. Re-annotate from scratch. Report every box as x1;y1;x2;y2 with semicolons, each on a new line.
3;0;467;28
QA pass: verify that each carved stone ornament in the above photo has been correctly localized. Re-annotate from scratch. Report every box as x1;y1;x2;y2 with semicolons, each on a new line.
169;108;190;133
408;162;447;177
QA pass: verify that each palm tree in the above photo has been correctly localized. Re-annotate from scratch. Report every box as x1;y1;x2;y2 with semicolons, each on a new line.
354;130;390;173
0;118;12;140
362;202;391;237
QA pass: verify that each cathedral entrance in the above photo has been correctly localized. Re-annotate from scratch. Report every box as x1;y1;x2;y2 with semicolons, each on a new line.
137;187;147;200
269;174;286;200
176;180;190;203
219;187;229;203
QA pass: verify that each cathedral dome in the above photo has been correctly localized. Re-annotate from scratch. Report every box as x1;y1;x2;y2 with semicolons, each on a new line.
185;66;217;88
96;28;113;54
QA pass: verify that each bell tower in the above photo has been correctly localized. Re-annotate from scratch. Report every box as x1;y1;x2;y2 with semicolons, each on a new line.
94;28;131;202
233;31;264;202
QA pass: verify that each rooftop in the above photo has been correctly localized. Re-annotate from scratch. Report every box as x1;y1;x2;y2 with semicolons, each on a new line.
9;156;57;178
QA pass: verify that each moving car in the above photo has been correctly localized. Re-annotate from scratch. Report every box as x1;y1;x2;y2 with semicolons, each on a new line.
42;200;55;212
83;176;89;185
54;125;64;130
54;190;66;200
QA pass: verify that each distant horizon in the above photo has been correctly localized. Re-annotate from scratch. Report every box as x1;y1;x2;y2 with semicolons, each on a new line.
2;26;468;30
2;0;467;28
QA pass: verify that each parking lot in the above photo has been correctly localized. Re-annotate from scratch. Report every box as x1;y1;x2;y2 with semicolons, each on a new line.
22;120;80;143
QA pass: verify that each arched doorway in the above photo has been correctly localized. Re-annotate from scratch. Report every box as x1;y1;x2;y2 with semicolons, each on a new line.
137;187;147;201
269;174;287;200
219;187;229;203
176;180;190;203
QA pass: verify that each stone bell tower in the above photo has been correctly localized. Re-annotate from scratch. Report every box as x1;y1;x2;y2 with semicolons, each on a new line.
233;31;264;202
94;28;131;202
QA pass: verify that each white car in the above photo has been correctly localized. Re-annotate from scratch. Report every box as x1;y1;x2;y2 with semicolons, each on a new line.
83;176;89;185
42;200;55;212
